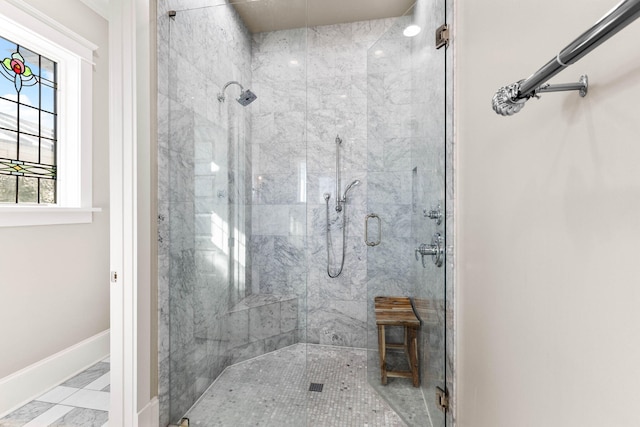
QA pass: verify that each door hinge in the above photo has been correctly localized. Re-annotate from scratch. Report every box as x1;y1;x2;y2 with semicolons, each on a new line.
436;386;449;412
436;24;449;49
110;271;118;283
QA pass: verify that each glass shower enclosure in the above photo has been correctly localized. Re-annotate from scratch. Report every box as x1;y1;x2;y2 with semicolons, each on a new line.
366;0;450;425
158;3;307;424
157;0;451;425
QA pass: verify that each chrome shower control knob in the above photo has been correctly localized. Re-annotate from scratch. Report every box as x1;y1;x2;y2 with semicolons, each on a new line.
414;232;444;268
415;243;437;257
423;204;443;225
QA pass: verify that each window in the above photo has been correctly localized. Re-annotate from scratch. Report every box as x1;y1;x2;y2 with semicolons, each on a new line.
0;0;99;226
0;35;58;204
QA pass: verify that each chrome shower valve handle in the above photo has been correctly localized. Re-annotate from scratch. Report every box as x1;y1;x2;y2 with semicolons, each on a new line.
423;204;443;225
415;232;444;268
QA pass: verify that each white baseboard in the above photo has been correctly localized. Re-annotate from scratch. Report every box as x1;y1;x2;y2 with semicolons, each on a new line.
137;396;159;427
0;329;110;418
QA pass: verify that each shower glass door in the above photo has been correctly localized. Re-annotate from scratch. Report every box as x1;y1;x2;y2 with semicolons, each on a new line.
159;2;308;425
365;0;449;426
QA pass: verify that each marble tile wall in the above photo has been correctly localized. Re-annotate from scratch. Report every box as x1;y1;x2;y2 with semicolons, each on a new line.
302;19;395;348
250;19;418;348
365;14;417;352
249;27;308;342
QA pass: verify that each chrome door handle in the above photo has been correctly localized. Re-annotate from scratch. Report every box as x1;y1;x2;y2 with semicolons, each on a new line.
365;213;381;247
415;232;444;267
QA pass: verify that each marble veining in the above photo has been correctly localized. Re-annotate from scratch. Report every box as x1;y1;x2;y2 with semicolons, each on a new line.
0;401;54;426
60;363;110;389
48;408;108;427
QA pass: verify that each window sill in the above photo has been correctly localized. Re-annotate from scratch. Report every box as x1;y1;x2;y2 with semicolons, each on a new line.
0;206;102;227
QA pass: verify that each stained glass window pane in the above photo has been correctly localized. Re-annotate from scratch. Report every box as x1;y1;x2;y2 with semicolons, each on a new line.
17;176;38;203
0;74;14;100
40;177;55;203
0;37;15;69
41;84;54;113
19;78;39;107
19;134;39;163
0;97;17;130
0;129;17;158
0;175;16;202
41;111;55;139
0;34;57;204
41;57;55;82
19;47;40;77
20;104;39;134
41;138;55;165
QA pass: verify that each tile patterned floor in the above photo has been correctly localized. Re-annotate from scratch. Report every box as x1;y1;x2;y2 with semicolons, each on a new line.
185;344;408;427
0;358;110;427
3;346;412;427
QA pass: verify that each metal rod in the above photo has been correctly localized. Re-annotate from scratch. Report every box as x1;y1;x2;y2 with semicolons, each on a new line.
517;0;640;99
537;83;583;93
536;75;588;96
335;135;342;212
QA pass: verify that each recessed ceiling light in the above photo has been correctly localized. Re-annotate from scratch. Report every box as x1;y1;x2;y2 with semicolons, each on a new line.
403;25;421;37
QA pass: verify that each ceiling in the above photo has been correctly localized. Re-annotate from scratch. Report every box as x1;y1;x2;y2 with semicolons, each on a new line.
79;0;109;19
230;0;415;33
78;0;415;31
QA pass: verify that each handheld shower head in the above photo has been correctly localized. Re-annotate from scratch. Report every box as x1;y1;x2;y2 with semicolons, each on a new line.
342;179;360;200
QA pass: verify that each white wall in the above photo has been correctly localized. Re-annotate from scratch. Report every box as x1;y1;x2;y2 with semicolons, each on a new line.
457;0;640;425
0;0;109;378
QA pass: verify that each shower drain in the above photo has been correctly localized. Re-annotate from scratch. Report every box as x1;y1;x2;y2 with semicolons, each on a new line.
309;382;324;392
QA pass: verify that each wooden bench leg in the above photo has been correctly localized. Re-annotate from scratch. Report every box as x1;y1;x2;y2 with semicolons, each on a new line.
408;327;419;387
378;325;387;385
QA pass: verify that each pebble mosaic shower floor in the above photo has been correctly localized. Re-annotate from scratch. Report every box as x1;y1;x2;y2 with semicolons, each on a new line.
184;344;407;427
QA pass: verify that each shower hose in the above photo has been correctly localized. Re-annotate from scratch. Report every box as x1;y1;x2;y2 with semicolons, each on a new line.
325;196;349;278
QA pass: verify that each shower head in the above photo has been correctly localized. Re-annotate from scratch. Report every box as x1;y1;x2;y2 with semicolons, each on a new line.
343;179;360;200
217;80;257;106
237;89;257;106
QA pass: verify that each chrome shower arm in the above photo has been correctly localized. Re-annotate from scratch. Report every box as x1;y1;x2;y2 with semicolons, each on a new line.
221;80;244;92
217;81;244;102
492;0;640;116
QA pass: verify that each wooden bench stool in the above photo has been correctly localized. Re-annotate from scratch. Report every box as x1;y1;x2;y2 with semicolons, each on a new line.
374;296;420;387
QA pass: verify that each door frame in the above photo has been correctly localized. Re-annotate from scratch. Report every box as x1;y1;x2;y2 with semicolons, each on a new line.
108;0;137;423
108;0;156;425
